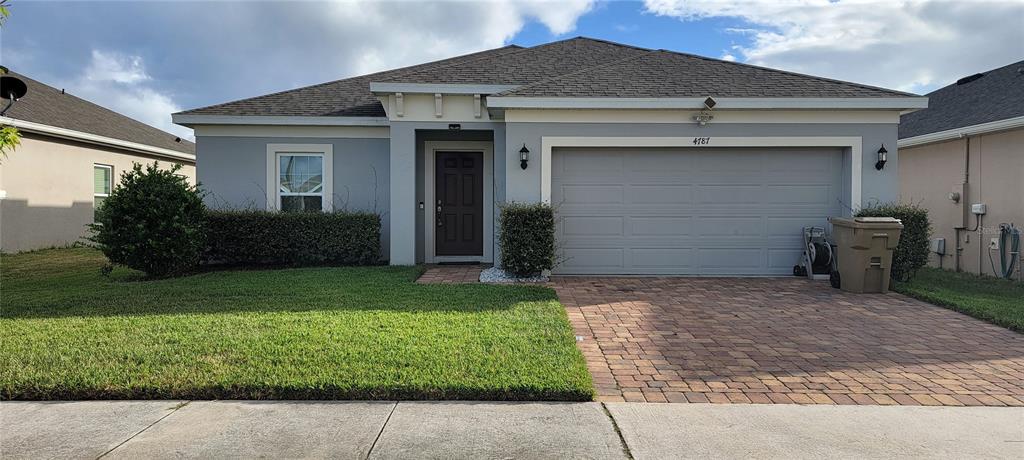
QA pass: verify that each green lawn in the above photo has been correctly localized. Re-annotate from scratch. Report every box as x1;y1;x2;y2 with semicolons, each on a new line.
894;267;1024;332
0;248;593;401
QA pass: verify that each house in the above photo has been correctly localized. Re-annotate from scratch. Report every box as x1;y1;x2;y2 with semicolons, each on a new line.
0;72;196;252
898;60;1024;276
173;37;927;275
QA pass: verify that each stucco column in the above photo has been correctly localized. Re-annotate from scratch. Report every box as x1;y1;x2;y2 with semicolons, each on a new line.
389;124;416;265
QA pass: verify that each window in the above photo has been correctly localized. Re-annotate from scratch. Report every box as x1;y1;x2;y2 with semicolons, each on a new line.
93;164;112;220
267;144;333;212
278;154;324;212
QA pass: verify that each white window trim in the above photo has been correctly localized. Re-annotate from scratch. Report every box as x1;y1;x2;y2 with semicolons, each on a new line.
93;164;113;201
540;136;863;211
424;141;494;264
266;143;334;212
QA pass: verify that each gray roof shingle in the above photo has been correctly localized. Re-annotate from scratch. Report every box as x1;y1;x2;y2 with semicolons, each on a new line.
495;49;916;98
899;60;1024;139
7;72;195;155
179;37;918;119
177;45;524;117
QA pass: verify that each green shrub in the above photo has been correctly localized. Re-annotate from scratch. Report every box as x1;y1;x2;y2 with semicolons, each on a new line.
855;202;931;281
89;162;206;277
204;210;381;266
498;202;556;276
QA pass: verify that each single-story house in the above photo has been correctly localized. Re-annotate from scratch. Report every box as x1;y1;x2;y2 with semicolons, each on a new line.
898;60;1023;276
0;72;196;252
174;37;927;275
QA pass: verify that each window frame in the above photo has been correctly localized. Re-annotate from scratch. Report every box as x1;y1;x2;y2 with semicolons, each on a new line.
266;144;333;212
93;164;113;220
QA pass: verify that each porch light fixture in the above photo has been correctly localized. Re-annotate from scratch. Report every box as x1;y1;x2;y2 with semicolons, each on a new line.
875;144;888;170
519;144;530;170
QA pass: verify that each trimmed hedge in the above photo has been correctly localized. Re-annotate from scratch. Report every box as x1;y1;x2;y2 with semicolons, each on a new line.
204;210;381;266
89;162;206;278
856;202;931;282
498;202;556;276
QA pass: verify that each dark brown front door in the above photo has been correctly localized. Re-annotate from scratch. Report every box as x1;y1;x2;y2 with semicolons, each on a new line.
435;151;483;256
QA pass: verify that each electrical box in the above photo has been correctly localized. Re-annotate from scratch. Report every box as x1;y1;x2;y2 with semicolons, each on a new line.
930;238;946;255
951;183;967;229
989;238;1000;250
971;203;987;215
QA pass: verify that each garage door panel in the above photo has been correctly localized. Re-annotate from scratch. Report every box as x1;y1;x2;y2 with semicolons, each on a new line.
562;216;623;237
552;147;843;275
631;217;692;236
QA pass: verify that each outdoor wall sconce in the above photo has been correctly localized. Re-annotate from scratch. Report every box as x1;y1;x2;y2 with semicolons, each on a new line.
519;144;530;170
875;144;888;170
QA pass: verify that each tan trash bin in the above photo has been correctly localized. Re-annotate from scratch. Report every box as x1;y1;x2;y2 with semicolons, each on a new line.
828;217;904;293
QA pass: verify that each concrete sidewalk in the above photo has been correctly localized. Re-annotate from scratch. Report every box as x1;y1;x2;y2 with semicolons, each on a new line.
2;401;1021;459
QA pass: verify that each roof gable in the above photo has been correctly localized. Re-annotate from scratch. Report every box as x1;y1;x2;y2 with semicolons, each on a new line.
6;72;194;155
900;60;1024;139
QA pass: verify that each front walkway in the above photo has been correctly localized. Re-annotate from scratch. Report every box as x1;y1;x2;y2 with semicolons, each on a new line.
415;265;486;284
554;277;1024;406
3;401;1020;459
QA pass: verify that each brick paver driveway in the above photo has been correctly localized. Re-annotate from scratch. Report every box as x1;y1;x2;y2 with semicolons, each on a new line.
554;277;1024;406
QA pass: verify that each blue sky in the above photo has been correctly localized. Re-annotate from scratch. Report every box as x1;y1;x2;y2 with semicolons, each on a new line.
2;1;1022;139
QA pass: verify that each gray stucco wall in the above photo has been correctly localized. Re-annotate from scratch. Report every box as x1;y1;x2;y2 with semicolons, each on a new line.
503;122;899;210
196;135;391;258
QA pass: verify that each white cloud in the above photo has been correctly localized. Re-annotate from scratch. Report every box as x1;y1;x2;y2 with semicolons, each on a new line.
720;53;737;62
65;50;192;140
644;0;1024;93
319;0;595;76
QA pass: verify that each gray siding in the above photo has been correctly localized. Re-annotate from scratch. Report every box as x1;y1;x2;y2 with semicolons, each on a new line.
196;136;390;258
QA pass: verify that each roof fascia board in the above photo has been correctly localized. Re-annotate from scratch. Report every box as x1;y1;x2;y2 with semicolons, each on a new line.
172;114;390;127
487;97;929;110
2;117;195;162
898;115;1024;148
370;82;519;95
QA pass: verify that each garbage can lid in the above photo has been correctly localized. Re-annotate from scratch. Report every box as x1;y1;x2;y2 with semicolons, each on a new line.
854;217;902;224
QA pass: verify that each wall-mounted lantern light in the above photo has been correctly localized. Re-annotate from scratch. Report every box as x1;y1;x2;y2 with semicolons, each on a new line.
875;144;888;170
519;143;530;170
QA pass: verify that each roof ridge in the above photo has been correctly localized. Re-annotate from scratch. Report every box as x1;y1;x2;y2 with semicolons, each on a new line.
178;45;523;115
493;51;653;97
380;36;652;84
653;49;918;97
12;71;193;147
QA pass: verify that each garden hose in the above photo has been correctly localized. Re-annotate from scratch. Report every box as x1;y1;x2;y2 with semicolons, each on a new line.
989;224;1021;279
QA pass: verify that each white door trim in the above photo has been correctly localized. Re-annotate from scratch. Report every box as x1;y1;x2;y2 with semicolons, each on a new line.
424;141;494;264
541;136;863;211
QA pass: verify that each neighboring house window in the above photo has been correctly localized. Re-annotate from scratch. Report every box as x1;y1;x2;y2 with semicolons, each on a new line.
266;144;333;212
278;154;324;211
93;164;112;220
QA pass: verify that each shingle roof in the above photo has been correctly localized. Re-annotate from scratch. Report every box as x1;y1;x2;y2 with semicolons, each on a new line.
5;72;194;155
177;45;524;117
495;49;916;98
178;37;917;119
899;60;1024;139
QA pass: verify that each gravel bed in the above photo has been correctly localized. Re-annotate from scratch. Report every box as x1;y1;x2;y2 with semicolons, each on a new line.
479;266;549;283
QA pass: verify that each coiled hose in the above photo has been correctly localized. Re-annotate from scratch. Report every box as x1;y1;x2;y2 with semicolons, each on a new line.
989;224;1021;279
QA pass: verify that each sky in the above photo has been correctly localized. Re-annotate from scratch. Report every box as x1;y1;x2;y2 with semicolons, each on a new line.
2;0;1022;140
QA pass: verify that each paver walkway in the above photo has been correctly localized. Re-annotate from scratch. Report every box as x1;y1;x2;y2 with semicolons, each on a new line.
416;265;486;284
554;277;1024;405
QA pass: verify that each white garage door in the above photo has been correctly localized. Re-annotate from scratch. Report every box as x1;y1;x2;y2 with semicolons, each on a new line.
551;147;845;275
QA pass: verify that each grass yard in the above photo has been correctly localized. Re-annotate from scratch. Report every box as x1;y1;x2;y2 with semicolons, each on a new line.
0;248;593;401
894;267;1024;332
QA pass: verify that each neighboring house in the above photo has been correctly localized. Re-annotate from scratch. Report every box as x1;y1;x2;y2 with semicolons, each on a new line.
0;72;196;252
174;37;926;275
898;60;1023;276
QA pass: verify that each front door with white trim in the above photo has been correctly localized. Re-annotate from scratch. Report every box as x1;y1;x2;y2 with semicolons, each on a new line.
434;151;484;256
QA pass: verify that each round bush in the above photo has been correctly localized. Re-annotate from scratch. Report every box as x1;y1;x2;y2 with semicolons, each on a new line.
855;202;931;282
89;162;206;277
